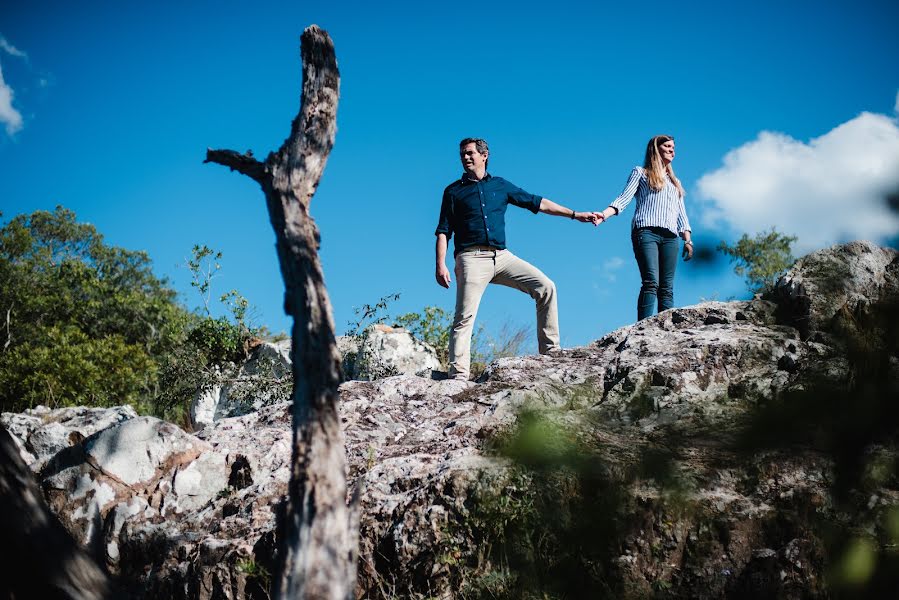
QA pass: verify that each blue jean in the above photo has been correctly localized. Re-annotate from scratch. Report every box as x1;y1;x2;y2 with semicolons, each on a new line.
631;226;679;320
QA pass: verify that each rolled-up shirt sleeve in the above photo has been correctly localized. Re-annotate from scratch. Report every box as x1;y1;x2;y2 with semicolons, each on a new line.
676;195;691;234
505;181;542;214
610;167;642;214
435;188;453;238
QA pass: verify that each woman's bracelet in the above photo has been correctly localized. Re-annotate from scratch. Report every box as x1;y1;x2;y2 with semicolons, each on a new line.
684;241;693;246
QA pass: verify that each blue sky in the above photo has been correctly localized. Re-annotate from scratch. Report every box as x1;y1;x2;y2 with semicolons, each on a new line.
2;1;898;351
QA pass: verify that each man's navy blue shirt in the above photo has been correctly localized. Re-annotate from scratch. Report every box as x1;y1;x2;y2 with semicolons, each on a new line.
435;173;542;255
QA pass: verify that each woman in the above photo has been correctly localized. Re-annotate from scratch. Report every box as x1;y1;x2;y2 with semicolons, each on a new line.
595;135;693;320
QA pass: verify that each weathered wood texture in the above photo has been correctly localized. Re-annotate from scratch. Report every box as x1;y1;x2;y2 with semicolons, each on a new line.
0;425;113;600
205;25;355;600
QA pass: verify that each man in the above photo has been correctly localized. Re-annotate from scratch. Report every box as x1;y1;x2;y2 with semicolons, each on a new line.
435;137;598;380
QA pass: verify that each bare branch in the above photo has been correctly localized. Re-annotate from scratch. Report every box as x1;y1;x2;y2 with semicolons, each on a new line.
3;306;10;351
204;148;266;183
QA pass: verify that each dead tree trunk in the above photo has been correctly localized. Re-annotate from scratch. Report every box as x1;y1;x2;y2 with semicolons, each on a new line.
205;25;355;600
0;425;112;599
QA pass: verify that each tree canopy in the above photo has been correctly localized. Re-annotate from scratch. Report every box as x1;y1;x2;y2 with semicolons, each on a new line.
717;228;798;294
0;206;252;419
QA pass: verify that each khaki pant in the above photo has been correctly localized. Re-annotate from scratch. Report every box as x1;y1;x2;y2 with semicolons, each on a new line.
448;247;560;380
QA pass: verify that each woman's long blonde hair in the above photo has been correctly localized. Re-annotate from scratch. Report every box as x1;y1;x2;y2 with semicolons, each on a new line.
643;135;684;197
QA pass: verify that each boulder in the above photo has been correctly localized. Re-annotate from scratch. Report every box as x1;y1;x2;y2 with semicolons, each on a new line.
31;411;283;596
40;417;221;549
189;382;222;433
336;334;361;379
189;340;293;430
0;405;137;470
772;240;898;338
190;329;442;430
348;324;442;381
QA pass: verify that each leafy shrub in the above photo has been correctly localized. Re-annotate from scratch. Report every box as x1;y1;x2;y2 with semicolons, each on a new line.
186;316;249;366
0;325;156;410
0;207;185;412
0;208;258;423
151;245;258;422
451;407;689;599
395;305;453;365
717;228;797;294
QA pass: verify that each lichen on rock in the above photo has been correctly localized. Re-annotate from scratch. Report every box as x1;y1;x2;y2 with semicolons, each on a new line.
3;242;898;599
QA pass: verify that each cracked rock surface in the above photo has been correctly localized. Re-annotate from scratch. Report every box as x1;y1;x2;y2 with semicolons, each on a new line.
3;242;897;599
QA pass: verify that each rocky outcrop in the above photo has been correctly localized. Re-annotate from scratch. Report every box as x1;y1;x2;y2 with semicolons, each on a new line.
189;327;442;430
3;242;897;599
42;417;223;552
1;405;138;471
772;240;898;339
341;324;442;381
190;340;292;430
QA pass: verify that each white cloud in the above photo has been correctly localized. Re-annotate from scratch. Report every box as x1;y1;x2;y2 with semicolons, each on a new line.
0;35;28;136
0;64;23;136
697;96;899;253
0;36;27;59
603;256;625;271
597;256;625;282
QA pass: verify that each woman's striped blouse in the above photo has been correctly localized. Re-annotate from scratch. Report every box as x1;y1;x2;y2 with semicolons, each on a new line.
609;166;691;236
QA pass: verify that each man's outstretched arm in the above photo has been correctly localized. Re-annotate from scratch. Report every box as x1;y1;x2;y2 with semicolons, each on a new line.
539;198;600;224
435;233;451;288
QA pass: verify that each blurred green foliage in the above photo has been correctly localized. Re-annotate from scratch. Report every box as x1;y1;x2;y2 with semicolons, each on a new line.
452;268;899;598
453;408;687;600
735;276;899;596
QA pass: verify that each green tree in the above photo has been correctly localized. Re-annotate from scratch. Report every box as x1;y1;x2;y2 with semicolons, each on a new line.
0;206;187;412
0;208;259;423
717;228;797;294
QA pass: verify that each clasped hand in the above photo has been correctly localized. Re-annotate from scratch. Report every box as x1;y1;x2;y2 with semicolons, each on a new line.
572;212;605;226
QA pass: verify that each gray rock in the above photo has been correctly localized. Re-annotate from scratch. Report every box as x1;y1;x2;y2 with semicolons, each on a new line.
189;382;222;432
189;330;442;430
0;405;137;470
189;341;293;430
350;324;442;381
772;240;898;338
35;416;212;551
336;334;361;379
4;242;896;599
84;417;205;487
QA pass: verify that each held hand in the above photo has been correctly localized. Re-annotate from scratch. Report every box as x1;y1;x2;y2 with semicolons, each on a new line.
581;212;604;226
682;242;694;262
574;211;601;226
436;264;451;288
